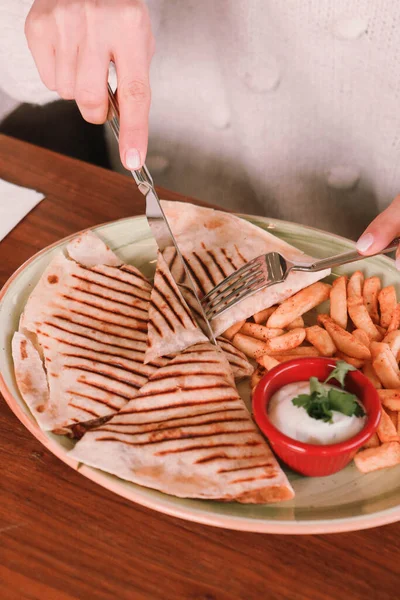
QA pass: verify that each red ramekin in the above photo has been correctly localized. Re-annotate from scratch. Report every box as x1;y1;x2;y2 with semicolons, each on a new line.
252;357;381;477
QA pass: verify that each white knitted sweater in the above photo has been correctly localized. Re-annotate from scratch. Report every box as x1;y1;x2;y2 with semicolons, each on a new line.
1;0;399;239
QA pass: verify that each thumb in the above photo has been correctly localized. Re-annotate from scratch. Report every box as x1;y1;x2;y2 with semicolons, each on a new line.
356;196;400;258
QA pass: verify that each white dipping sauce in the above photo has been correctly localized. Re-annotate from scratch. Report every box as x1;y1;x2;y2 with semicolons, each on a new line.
268;381;366;445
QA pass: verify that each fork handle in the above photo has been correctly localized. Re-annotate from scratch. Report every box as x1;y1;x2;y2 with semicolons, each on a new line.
293;238;400;273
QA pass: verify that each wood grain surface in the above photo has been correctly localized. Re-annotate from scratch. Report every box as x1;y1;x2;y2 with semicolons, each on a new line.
0;134;399;600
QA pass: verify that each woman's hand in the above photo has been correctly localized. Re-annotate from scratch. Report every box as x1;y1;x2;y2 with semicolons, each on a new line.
357;196;400;268
25;0;155;169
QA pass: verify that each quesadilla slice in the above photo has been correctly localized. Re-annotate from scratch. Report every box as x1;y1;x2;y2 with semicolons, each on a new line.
12;232;166;435
69;342;294;503
161;201;330;337
145;251;253;379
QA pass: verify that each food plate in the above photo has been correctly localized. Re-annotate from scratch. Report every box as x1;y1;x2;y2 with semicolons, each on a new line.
1;214;400;534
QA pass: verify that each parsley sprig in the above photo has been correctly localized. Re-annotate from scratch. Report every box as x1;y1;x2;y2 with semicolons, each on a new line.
292;361;365;423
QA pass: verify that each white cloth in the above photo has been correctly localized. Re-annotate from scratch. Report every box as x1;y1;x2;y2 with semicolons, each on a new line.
0;178;44;242
1;1;400;239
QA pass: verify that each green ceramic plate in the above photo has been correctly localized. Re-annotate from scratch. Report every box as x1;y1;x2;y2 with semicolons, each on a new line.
1;214;399;534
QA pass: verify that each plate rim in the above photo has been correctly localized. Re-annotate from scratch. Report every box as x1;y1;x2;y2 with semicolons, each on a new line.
1;213;400;535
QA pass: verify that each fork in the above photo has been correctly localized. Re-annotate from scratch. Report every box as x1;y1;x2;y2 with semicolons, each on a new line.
202;239;400;320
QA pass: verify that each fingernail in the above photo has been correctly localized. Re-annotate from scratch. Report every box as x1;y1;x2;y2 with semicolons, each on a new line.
395;257;400;271
356;233;374;253
126;148;141;170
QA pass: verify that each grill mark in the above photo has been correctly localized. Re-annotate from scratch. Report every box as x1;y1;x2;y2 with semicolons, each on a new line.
71;283;147;312
71;274;148;303
156;440;262;456
139;383;232;398
111;407;246;427
218;462;273;474
167;249;178;274
192;251;218;287
196;452;267;465
154;277;187;327
96;428;256;446
183;348;215;355
68;402;99;417
62;294;148;322
67;308;147;332
206;249;228;279
149;370;225;381
150;299;176;333
68;390;124;409
63;353;148;379
77;379;133;400
184;260;205;295
42;319;146;349
119;396;240;415
67;365;141;389
166;359;220;366
119;264;149;283
89;264;150;288
96;417;250;436
234;245;248;265
231;474;278;484
148;318;162;336
160;270;196;326
221;248;237;270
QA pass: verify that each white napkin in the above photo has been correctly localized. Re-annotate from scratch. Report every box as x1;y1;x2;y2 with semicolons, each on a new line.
0;179;44;242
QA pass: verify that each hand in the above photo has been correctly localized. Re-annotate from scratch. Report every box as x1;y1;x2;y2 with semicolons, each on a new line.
25;0;155;169
356;196;400;268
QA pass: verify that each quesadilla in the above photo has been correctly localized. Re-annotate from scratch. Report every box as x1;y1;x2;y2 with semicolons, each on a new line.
145;252;253;379
12;232;166;435
69;342;294;503
161;201;330;338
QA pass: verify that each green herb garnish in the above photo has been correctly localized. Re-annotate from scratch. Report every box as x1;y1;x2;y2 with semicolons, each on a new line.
292;361;365;422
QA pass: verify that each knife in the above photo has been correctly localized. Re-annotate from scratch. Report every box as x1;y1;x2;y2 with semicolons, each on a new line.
106;84;217;344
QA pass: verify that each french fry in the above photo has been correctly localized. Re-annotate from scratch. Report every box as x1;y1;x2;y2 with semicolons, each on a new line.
306;325;336;357
354;442;400;473
271;353;321;363
222;320;246;341
269;346;320;357
330;276;348;329
267;283;331;329
253;306;277;324
377;407;399;443
376;325;387;337
378;286;397;329
231;333;267;360
286;316;305;330
362;362;382;389
370;341;391;361
352;328;371;348
388;303;400;333
256;354;280;370
239;322;284;341
386;408;398;429
377;390;400;411
317;314;371;360
251;365;265;391
362;432;380;449
264;328;306;354
373;349;400;389
363;276;381;324
347;296;381;341
334;351;365;369
383;330;400;361
347;271;364;299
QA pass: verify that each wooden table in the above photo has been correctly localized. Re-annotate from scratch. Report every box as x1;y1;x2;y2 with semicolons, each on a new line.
0;134;399;600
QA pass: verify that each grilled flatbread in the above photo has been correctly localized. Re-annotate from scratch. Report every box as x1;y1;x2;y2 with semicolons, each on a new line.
12;234;166;434
146;252;253;379
161;201;330;337
69;342;294;503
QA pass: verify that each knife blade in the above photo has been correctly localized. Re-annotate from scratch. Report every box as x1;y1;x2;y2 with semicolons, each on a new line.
106;85;217;344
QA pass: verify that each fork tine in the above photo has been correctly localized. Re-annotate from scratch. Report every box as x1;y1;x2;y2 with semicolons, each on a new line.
206;278;274;319
204;272;265;315
204;265;264;306
202;258;260;302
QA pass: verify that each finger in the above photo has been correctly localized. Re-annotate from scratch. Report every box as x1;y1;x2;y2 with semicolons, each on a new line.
75;47;110;124
396;246;400;270
356;196;400;255
55;44;78;100
115;52;151;170
25;16;56;90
